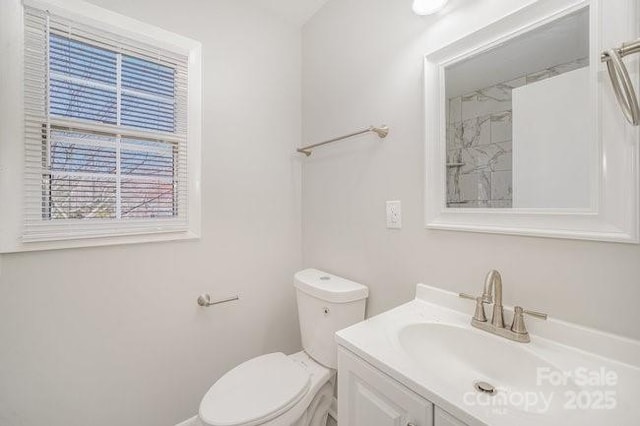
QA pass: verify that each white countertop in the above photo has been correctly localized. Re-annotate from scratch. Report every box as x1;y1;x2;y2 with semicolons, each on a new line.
336;284;640;426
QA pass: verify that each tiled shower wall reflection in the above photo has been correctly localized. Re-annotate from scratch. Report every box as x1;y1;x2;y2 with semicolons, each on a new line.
446;58;588;208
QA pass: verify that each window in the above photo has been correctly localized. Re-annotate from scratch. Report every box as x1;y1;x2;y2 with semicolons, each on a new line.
20;2;200;245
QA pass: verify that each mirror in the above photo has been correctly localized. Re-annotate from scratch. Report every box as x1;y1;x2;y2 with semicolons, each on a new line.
445;8;591;209
424;0;639;243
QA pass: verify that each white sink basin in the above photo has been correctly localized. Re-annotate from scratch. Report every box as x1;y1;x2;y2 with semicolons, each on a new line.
336;284;640;426
398;322;576;414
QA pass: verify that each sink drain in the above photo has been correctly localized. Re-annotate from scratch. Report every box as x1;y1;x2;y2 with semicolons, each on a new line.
473;381;496;395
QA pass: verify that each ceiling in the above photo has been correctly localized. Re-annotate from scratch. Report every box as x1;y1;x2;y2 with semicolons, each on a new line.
253;0;331;26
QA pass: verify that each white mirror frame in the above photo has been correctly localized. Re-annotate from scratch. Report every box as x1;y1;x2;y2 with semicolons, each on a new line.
424;0;639;243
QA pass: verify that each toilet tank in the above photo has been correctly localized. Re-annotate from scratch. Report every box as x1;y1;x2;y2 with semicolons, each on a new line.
294;269;368;369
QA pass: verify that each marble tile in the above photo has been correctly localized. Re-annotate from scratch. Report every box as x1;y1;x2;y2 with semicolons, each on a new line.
447;167;460;203
491;170;512;201
458;173;476;201
491;111;512;144
480;84;512;102
449;200;479;208
447;122;463;150
526;57;589;84
449;96;462;124
461;145;489;173
446;148;462;202
489;199;513;208
526;68;556;84
461;90;512;120
446;148;462;164
446;57;588;208
461;93;477;121
461;115;490;148
460;142;511;174
492;142;512;172
576;57;589;67
459;171;491;202
455;200;492;208
504;76;527;89
549;57;589;75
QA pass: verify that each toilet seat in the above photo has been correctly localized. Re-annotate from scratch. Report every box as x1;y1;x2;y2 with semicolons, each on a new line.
199;352;311;426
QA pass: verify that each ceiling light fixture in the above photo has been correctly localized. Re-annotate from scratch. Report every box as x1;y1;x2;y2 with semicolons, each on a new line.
412;0;449;15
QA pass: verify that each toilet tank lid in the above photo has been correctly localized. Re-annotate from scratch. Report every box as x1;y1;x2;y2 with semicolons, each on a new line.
294;269;368;303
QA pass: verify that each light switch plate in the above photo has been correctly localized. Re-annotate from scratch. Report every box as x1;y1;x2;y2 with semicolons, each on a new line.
386;200;402;229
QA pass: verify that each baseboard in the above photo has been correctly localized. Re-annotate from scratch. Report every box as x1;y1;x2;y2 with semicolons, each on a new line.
175;415;200;426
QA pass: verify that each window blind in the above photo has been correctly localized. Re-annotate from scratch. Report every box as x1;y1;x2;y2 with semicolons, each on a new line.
23;5;189;242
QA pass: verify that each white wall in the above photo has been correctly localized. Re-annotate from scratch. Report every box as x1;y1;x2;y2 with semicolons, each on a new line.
301;0;640;339
0;1;302;425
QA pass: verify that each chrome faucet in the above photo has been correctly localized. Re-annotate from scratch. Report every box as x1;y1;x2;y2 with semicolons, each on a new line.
460;269;547;343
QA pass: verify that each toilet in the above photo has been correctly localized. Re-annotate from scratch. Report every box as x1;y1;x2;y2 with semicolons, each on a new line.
198;269;369;426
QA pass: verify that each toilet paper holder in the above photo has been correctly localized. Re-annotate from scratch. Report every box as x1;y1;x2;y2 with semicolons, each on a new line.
197;294;240;307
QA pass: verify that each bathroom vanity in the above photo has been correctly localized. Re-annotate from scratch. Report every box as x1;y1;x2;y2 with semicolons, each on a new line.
335;284;640;426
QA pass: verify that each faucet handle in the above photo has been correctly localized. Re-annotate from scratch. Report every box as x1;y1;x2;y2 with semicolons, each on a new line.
459;292;476;300
523;309;548;320
473;296;488;322
511;306;528;335
511;306;548;335
459;293;488;322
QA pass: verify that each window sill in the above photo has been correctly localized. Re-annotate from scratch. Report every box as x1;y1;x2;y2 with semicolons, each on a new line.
0;229;200;254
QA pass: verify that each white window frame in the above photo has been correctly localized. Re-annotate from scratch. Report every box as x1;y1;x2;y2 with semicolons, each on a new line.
0;0;202;253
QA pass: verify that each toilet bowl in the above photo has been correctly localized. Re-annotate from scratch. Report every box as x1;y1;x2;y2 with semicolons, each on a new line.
198;269;368;426
199;352;333;426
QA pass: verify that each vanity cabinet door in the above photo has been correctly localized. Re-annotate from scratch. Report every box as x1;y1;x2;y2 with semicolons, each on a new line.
338;347;433;426
434;407;467;426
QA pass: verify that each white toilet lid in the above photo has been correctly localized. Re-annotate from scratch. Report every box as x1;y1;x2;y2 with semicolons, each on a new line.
199;352;311;426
